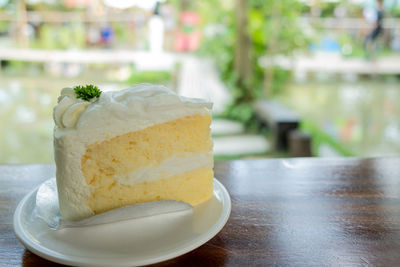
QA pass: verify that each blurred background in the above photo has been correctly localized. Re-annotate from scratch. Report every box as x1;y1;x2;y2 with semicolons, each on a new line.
1;0;400;163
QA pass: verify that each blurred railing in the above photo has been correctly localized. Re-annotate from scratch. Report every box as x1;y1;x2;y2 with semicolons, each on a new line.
299;17;400;30
2;12;400;28
0;11;147;22
259;54;400;74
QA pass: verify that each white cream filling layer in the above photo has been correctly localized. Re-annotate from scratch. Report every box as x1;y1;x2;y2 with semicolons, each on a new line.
116;153;213;186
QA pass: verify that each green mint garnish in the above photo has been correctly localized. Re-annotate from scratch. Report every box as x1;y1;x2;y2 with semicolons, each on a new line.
73;84;102;101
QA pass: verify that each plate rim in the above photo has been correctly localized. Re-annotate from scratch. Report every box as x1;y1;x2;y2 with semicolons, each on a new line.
13;178;231;267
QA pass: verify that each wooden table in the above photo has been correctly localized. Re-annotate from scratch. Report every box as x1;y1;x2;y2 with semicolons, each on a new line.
2;158;400;266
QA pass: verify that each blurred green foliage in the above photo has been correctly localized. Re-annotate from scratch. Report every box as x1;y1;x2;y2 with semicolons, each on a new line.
33;23;85;49
114;22;130;44
197;0;307;125
126;70;172;86
196;1;235;82
0;21;8;32
318;2;338;17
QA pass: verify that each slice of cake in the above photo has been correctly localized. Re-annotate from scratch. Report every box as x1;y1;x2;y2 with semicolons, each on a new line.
53;84;213;221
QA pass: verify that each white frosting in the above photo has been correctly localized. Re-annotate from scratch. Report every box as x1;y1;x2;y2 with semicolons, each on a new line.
54;84;213;221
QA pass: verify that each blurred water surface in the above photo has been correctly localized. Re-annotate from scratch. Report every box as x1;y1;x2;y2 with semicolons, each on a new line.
280;78;400;157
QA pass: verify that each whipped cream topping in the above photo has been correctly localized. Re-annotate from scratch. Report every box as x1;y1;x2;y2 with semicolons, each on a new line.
53;87;89;129
54;84;213;221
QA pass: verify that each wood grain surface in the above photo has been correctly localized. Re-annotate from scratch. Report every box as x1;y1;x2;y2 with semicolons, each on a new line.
1;158;400;266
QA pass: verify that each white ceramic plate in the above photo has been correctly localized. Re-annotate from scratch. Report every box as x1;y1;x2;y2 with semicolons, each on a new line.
14;178;231;267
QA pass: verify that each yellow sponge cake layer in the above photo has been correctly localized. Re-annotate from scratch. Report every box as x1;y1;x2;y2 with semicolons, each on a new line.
80;113;213;215
87;166;213;215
